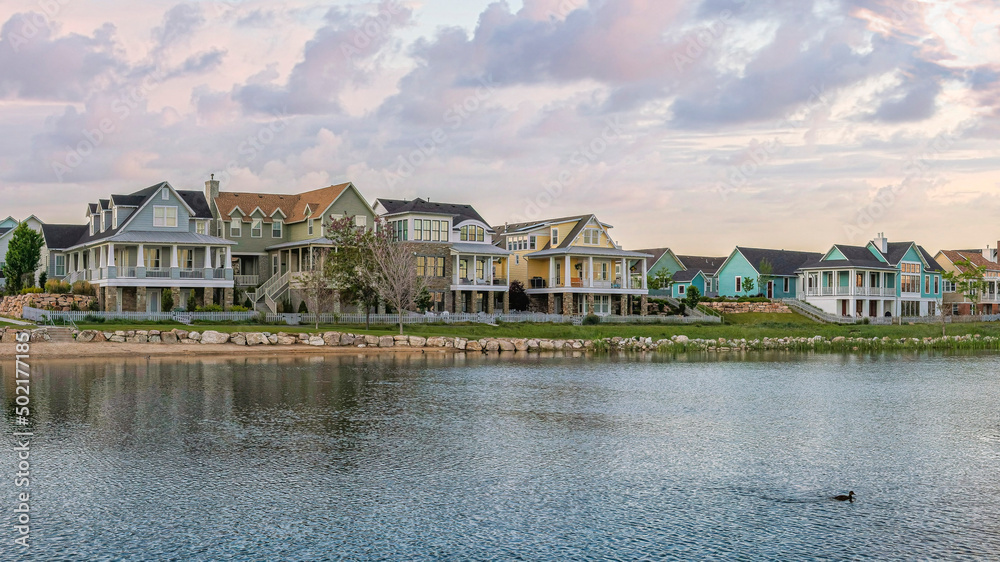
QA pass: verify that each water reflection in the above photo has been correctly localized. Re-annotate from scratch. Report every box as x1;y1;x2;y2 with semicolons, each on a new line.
1;352;999;560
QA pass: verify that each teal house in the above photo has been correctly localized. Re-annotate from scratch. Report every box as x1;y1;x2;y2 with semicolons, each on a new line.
796;234;943;317
637;247;726;296
671;269;707;299
716;247;822;299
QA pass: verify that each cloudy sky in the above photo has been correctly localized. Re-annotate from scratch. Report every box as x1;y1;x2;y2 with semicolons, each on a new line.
1;0;998;254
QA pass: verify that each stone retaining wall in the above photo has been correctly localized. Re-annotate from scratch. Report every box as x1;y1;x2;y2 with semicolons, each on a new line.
703;301;790;314
0;293;95;318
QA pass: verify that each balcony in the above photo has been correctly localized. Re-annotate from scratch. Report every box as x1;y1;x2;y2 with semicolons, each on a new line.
146;268;170;278
179;268;204;279
119;267;137;279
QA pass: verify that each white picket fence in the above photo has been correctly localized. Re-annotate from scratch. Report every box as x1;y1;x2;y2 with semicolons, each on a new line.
21;306;258;324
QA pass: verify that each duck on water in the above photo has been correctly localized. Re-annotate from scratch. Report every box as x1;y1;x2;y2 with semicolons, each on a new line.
833;491;855;502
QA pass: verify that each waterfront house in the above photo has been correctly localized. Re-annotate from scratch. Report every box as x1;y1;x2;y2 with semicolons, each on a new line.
670;269;708;299
674;255;727;296
495;215;650;315
41;182;236;312
797;234;944;317
715;247;821;299
209;178;376;312
933;248;1000;315
636;248;726;296
373;198;511;313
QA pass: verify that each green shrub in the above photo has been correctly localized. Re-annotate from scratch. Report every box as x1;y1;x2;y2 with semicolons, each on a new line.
581;314;601;325
20;287;43;294
83;314;105;323
88;300;100;312
196;304;224;312
298;300;308;313
72;281;95;296
44;280;71;294
228;305;249;312
161;290;174;312
187;293;197;312
38;271;47;288
70;301;80;311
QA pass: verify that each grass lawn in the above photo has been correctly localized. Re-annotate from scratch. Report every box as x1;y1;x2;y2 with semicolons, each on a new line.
71;311;1000;341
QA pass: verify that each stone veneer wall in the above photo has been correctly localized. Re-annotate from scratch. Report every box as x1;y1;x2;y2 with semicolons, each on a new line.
703;301;791;314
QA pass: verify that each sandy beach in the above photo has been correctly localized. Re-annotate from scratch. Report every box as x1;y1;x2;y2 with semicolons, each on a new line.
0;341;455;359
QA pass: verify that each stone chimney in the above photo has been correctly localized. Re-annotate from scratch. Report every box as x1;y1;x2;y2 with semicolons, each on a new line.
988;244;998;263
205;173;220;202
872;232;888;254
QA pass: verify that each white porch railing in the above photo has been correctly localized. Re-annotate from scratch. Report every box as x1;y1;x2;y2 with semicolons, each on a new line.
180;268;204;279
235;275;259;287
119;267;137;278
146;268;170;278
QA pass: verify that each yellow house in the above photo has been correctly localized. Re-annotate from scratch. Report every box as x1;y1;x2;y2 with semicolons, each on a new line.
495;214;651;315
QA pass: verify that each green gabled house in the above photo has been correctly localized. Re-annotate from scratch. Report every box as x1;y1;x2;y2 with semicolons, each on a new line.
716;247;822;299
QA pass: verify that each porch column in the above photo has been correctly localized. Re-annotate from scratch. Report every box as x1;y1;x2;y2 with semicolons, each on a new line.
453;254;460;285
107;243;115;267
487;257;494;284
549;258;555;287
472;255;478;284
225;245;232;267
640;295;649;316
502;290;509;314
641;257;648;289
171;245;178;268
99;246;106;268
588;257;594;288
621;258;627;288
204;246;213;269
564;255;571;288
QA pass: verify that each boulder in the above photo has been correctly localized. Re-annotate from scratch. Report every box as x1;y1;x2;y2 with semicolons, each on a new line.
109;335;126;343
200;331;229;345
323;332;341;346
180;338;198;345
378;336;395;348
174;330;189;340
160;332;178;344
426;337;446;347
277;336;297;345
230;333;247;346
340;333;356;346
485;340;500;352
149;335;161;343
76;330;98;343
513;339;528;351
539;340;555;350
466;340;483;352
409;336;427;347
267;334;278;344
189;331;202;341
308;336;325;346
454;338;467;350
133;335;148;344
246;332;269;346
365;335;380;345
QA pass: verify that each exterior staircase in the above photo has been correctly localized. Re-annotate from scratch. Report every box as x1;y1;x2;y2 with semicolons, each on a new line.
247;271;291;314
780;298;857;324
46;327;76;343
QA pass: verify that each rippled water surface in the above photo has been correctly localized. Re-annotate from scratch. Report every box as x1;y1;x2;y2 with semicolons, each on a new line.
3;352;1000;560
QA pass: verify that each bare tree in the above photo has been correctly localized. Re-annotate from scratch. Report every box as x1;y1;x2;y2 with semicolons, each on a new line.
363;220;425;334
297;247;337;330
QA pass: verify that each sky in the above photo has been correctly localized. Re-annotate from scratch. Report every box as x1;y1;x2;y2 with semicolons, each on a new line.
1;0;999;255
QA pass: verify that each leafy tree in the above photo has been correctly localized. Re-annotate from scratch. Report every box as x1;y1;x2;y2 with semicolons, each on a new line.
415;286;433;313
325;216;381;329
943;259;987;315
508;280;530;311
38;271;47;289
757;258;775;298
741;276;756;295
685;285;701;309
1;222;45;295
647;269;673;291
362;219;425;335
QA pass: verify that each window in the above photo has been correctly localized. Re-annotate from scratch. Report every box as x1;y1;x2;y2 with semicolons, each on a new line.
901;301;920;316
355;215;367;229
439;221;448;242
952;303;960;315
272;220;282;238
180;249;194;269
416;257;426;276
476;259;485;279
432;220;440;241
583;229;601;245
153;206;177;227
735;276;742;292
460;225;485;242
161;187;169;200
416;257;444;277
251;218;263;238
144;248;162;269
677;285;685;295
551;228;559;245
308;219;315;236
784;278;790;293
54;254;65;276
529;236;536;249
415;220;423;240
230;221;241;237
943;280;956;293
423;220;431;241
196;221;206;235
924;275;930;294
435;258;445;277
390;220;408;242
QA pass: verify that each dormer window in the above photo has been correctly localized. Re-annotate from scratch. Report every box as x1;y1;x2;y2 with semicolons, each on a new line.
551;228;559;245
100;213;106;232
161;188;169;200
113;207;119;229
196;220;206;235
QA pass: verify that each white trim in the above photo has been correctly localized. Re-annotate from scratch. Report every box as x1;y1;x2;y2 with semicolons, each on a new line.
152;205;178;228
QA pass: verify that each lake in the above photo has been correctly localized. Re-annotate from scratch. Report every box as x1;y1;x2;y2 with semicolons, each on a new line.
3;352;1000;560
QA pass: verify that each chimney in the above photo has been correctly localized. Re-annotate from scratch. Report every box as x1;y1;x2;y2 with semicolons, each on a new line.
205;173;220;202
873;232;888;254
989;244;998;263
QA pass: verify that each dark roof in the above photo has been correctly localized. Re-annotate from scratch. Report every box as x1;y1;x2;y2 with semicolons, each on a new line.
377;198;490;228
88;203;99;215
736;247;823;276
0;227;11;237
635;247;672;271
110;194;145;207
45;182;212;249
798;244;891;270
493;214;591;238
917;246;944;272
41;224;88;250
555;214;595;249
677;255;727;275
882;242;944;272
672;269;702;283
98;199;110;211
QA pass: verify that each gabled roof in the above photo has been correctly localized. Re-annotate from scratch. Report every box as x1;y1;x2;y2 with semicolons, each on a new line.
734;247;823;276
799;244;892;271
672;269;703;283
376;198;491;227
494;214;594;237
110;194;144;207
938;250;1000;274
676;255;727;275
882;242;944;272
214;183;352;224
634;247;674;271
41;224;89;250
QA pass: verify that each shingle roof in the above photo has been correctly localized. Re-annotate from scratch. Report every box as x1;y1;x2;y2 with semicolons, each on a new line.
882;242;944;272
736;247;823;276
939;250;1000;273
376;198;490;227
493;214;592;237
798;244;891;270
41;224;89;250
0;227;11;237
676;255;727;275
672;269;702;283
634;247;672;271
215;183;352;224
